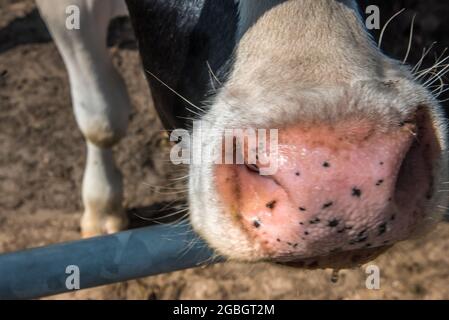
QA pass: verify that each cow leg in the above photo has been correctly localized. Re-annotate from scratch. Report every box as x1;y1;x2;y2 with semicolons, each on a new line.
36;0;130;237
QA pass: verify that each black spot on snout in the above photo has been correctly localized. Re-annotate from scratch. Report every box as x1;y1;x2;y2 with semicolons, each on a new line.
299;207;306;212
295;172;300;176
328;219;339;228
253;220;261;228
376;179;384;186
266;200;276;209
322;201;333;209
358;229;367;237
352;187;362;198
353;229;368;243
378;222;387;236
323;161;330;168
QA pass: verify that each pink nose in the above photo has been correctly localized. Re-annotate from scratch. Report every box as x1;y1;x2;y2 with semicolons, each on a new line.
215;116;436;267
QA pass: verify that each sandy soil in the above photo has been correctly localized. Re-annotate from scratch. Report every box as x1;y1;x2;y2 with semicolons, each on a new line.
1;0;449;300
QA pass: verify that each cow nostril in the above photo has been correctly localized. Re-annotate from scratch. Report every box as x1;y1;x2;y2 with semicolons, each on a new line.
393;112;435;212
245;163;260;173
386;137;417;209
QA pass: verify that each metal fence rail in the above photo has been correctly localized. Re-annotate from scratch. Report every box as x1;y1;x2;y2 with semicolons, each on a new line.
0;223;218;299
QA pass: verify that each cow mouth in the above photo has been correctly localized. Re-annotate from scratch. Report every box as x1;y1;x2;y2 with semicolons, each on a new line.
277;245;391;269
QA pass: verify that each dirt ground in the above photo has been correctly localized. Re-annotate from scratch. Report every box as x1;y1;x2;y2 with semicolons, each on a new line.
1;0;449;300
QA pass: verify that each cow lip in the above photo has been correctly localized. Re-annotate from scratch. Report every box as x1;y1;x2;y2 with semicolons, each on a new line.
272;245;393;269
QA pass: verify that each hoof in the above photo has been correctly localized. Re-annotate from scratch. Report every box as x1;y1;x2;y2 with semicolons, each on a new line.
80;213;128;238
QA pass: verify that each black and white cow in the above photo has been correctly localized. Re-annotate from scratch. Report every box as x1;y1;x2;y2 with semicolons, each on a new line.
36;0;449;269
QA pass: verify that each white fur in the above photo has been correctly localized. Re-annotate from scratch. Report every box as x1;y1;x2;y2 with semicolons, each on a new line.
236;0;358;39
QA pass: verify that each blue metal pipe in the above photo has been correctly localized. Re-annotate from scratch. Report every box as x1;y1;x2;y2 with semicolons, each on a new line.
0;223;218;299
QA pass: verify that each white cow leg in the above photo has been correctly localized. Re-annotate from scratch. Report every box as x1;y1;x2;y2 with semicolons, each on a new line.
36;0;130;237
81;143;126;237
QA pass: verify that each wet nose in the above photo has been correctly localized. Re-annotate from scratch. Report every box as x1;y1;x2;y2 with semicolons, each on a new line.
215;117;435;264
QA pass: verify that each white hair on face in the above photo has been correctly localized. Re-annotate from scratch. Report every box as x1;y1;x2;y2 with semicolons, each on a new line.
235;0;360;39
236;0;286;39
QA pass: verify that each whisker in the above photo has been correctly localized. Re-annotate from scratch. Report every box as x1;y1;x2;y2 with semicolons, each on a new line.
412;43;437;74
145;69;206;114
142;183;189;191
137;210;189;224
169;174;190;181
425;70;445;93
206;60;223;87
423;64;449;88
415;56;449;77
434;47;448;66
204;61;261;115
185;107;203;118
154;208;189;221
378;8;406;49
402;13;416;64
437;96;449;103
415;54;449;80
433;82;449;97
164;214;191;228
